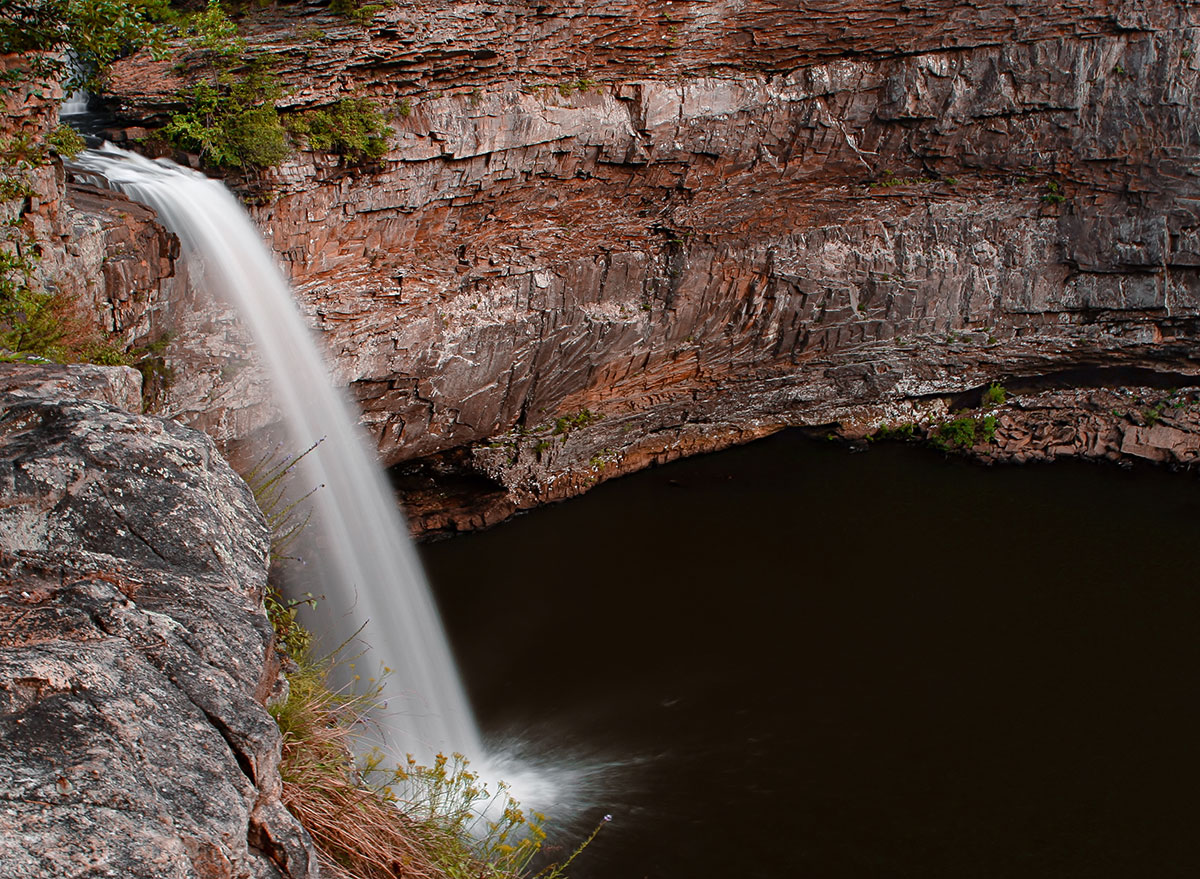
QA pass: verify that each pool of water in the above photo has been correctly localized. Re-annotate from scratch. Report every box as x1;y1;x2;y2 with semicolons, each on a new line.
420;432;1200;878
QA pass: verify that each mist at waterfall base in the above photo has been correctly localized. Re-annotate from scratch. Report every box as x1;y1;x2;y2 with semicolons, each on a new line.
67;145;590;817
421;433;1200;878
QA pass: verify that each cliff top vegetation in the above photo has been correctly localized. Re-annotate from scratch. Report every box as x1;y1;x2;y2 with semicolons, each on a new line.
2;0;394;169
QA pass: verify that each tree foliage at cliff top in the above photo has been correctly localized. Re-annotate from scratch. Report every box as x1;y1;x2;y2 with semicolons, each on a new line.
0;0;170;88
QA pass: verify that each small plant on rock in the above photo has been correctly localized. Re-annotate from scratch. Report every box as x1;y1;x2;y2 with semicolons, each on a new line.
45;124;86;158
330;0;389;25
1042;180;1066;204
552;408;600;441
867;423;917;443
981;381;1007;408
931;416;978;450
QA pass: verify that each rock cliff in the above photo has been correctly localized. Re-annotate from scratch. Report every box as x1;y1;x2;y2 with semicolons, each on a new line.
0;364;314;879
1;59;181;363
86;1;1200;528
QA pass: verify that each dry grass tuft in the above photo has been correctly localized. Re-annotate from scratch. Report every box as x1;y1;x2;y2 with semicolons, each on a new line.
273;663;445;878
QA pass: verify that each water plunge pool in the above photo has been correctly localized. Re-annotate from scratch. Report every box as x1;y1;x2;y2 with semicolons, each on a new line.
421;431;1200;878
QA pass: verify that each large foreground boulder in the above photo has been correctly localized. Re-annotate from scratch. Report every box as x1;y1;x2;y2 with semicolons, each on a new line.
0;365;314;879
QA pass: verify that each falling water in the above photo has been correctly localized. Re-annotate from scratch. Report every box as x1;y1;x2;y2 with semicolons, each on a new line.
70;144;483;766
58;88;89;117
58;55;90;118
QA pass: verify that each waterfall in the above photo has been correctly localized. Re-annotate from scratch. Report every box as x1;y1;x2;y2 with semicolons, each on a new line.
70;144;483;766
58;54;90;118
58;88;89;117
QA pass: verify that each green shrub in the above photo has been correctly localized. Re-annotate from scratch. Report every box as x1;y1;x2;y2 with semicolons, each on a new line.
867;423;917;443
0;133;41;169
45;124;86;158
931;416;977;450
128;332;174;411
0;207;135;366
551;408;600;438
1144;401;1167;426
931;413;1002;450
557;77;596;98
161;68;289;169
0;246;55;359
981;381;1007;407
1042;181;1066;204
158;4;291;169
0;176;34;202
286;98;391;161
183;0;245;59
329;0;387;25
83;343;129;365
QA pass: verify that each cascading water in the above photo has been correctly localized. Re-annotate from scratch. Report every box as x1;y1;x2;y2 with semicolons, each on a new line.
57;55;91;118
70;144;483;766
58;88;89;117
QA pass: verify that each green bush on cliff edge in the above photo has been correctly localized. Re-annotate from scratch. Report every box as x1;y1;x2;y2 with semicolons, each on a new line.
286;97;391;161
157;2;291;169
161;69;290;169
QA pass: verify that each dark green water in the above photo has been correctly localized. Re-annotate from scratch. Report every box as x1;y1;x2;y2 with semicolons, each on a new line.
420;432;1200;878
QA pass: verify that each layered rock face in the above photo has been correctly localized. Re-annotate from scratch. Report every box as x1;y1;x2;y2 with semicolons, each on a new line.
99;1;1200;529
0;364;314;879
1;58;182;371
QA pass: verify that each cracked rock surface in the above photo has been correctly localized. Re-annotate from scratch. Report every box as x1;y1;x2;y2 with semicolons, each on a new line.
0;365;314;879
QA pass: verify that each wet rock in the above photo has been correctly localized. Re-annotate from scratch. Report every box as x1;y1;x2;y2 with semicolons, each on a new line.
0;369;314;879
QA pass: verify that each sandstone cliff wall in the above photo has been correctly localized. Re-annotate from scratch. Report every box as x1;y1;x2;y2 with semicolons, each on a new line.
1;58;180;363
92;0;1200;528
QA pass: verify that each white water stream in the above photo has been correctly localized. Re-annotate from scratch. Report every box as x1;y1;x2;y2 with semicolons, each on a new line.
58;88;89;117
70;144;483;766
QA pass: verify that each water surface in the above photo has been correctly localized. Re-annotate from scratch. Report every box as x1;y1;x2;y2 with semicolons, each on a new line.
421;432;1200;878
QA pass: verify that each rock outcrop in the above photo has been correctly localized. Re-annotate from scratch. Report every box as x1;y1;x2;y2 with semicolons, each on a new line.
976;385;1200;467
92;1;1200;530
1;57;182;370
0;364;314;879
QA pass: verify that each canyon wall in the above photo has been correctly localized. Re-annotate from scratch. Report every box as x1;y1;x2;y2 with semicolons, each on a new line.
1;59;180;368
93;0;1200;528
